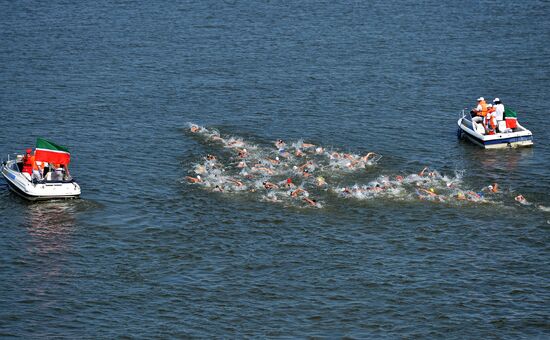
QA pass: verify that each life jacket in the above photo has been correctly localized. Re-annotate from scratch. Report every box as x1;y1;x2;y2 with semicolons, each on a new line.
33;159;45;171
478;100;488;116
22;153;33;174
485;112;497;134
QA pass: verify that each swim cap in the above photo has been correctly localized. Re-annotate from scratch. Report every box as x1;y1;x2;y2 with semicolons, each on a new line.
286;178;292;184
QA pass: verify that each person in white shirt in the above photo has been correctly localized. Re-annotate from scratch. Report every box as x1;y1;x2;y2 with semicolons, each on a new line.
493;98;505;122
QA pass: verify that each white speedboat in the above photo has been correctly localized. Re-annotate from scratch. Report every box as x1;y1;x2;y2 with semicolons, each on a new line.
457;109;533;149
1;155;80;200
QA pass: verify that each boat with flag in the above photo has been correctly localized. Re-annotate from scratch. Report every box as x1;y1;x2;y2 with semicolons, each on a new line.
457;108;533;149
1;138;81;200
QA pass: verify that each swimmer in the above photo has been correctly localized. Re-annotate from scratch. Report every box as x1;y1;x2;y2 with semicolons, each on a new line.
237;148;248;158
263;181;279;190
302;142;315;148
194;165;207;174
291;188;306;197
482;183;499;193
346;160;359;169
213;185;224;192
298;161;313;171
267;157;280;165
295;149;304;157
190;125;200;133
315;147;324;154
343;153;355;160
418;188;437;197
369;184;384;192
278;149;290;158
228;179;245;187
515;194;529;205
186;175;202;183
341;187;352;195
253;166;274;175
275;139;286;149
361;152;376;162
237;161;247;168
206;154;217;161
283;178;296;189
395;175;404;182
316;176;326;187
303;197;318;207
419;167;429;177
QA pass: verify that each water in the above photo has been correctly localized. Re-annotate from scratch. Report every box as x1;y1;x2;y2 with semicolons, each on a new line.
1;0;549;338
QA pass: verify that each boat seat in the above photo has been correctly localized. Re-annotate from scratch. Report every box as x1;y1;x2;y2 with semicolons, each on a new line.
497;121;506;132
474;123;486;135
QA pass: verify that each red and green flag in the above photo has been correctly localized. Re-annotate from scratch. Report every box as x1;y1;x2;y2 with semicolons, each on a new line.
504;108;518;129
35;138;71;165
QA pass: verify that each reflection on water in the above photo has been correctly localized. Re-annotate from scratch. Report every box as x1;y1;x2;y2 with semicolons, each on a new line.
461;146;534;173
25;201;78;256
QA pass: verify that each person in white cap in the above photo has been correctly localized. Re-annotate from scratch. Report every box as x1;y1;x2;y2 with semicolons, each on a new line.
493;98;505;123
472;97;488;117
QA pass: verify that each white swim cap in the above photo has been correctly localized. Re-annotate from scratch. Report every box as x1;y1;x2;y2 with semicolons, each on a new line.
477;97;484;101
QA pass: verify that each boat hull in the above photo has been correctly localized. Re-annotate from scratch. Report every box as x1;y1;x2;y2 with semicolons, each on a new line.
457;118;533;149
2;161;80;201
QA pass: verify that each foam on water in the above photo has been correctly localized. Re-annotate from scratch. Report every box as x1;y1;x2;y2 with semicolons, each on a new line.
184;124;535;209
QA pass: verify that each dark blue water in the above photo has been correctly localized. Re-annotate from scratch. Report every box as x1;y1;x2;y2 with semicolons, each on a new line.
1;0;549;338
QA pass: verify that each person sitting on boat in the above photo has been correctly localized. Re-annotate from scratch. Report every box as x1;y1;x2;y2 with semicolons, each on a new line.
31;157;45;180
21;148;34;175
50;164;66;181
471;97;488;117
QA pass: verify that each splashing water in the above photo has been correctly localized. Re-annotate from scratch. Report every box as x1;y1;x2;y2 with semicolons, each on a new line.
185;123;532;210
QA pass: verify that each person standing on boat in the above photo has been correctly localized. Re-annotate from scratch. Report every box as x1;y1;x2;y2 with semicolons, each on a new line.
493;98;504;122
21;148;34;175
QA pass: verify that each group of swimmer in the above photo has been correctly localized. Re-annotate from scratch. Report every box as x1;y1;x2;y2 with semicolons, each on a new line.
185;123;538;209
186;123;382;208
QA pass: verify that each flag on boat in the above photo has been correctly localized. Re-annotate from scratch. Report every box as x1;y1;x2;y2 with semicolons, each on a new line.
34;138;71;165
504;108;518;129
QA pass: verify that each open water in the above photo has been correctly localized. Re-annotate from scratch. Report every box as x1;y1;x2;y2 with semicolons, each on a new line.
1;0;549;338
